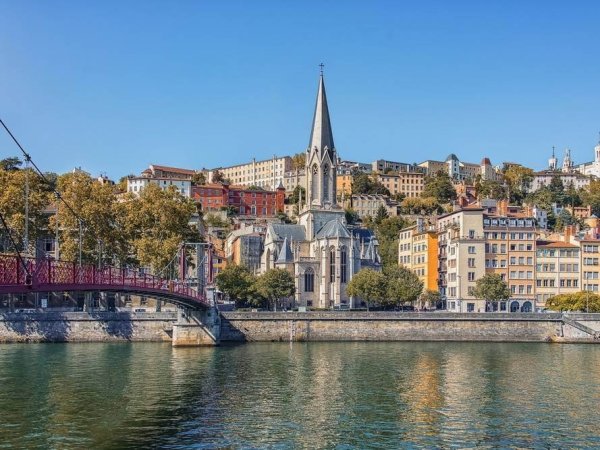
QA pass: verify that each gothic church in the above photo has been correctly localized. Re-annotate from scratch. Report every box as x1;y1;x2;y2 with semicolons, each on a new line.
260;73;381;308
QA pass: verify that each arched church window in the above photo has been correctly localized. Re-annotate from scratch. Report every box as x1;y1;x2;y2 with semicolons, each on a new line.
312;164;318;175
304;268;315;292
340;247;347;283
323;164;330;201
329;247;336;283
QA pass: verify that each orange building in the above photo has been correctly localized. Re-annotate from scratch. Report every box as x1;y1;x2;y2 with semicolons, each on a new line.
398;220;439;291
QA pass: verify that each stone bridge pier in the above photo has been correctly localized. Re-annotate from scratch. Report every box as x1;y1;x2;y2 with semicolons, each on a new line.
172;306;220;346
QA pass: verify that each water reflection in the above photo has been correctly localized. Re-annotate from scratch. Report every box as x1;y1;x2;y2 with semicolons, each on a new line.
0;342;599;449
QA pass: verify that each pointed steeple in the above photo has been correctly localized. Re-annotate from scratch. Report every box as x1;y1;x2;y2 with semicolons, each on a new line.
275;237;293;264
308;72;335;160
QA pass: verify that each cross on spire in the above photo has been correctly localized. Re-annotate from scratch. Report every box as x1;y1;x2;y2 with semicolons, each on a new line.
319;62;324;75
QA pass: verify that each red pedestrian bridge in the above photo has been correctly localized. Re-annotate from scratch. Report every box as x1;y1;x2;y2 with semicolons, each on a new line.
0;255;210;309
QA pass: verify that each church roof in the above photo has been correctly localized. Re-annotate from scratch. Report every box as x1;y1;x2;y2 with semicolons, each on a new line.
275;237;294;263
268;223;306;242
316;219;351;239
308;74;335;161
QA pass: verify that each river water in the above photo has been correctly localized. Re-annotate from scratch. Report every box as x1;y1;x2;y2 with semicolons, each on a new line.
0;342;599;449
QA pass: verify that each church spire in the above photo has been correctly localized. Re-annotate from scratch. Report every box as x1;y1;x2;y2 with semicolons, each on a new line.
308;68;335;160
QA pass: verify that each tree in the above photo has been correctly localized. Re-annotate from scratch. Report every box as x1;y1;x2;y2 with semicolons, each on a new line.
373;216;410;270
503;165;533;203
212;170;225;183
477;179;507;201
546;292;600;313
351;172;390;196
52;171;129;265
374;205;389;224
288;186;306;207
0;166;52;252
419;289;441;309
291;152;306;170
422;170;457;204
191;172;206;186
0;157;22;171
554;210;583;232
345;208;359;225
117;175;133;193
580;179;600;216
400;196;442;215
473;273;511;312
215;265;256;307
385;266;423;307
122;183;198;272
254;268;295;310
346;268;387;311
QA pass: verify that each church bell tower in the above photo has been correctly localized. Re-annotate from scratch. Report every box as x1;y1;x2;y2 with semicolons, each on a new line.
305;66;337;209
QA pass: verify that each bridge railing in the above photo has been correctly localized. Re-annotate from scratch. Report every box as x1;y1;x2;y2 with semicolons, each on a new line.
0;255;207;305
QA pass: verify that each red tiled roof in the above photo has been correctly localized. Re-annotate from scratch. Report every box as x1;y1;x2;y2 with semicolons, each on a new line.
151;164;196;175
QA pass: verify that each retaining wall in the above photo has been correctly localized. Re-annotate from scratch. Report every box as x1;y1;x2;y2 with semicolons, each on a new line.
0;311;177;343
221;312;576;343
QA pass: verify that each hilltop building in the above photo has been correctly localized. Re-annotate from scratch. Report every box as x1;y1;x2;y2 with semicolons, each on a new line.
127;164;194;197
259;72;381;308
209;156;293;190
419;155;501;181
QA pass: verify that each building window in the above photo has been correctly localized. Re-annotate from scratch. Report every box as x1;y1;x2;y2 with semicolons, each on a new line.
330;248;336;283
304;268;315;292
340;247;348;283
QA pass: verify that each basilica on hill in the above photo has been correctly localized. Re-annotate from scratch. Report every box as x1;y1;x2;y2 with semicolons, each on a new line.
260;72;381;309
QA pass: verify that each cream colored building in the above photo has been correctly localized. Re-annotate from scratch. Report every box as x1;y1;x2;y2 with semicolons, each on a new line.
535;241;580;306
210;156;293;190
351;194;398;219
437;208;486;312
419;154;501;182
375;171;425;198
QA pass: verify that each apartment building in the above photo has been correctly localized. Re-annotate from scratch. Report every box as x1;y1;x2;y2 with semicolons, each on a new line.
536;241;580;306
483;213;537;312
209;156;292;190
419;154;501;181
127;164;195;197
336;173;353;197
398;220;438;291
282;168;306;193
437;208;486;312
351;194;399;218
375;171;425;198
192;183;285;217
580;238;600;293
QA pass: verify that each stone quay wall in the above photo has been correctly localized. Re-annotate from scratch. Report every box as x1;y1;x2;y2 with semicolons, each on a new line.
220;311;593;343
0;311;177;343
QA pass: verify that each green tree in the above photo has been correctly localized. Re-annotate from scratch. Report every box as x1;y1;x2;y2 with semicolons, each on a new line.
422;170;457;204
215;265;256;307
554;209;583;232
473;273;511;312
212;170;225;183
288;185;306;209
580;179;600;216
191;172;206;186
546;291;600;312
0;157;22;171
401;196;442;215
477;179;507;200
419;289;441;309
254;268;295;310
374;205;389;224
351;172;390;196
345;208;359;225
372;216;410;270
384;265;423;307
346;268;387;311
123;183;198;272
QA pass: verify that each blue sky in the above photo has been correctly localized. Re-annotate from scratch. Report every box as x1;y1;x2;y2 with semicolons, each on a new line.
1;1;599;179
